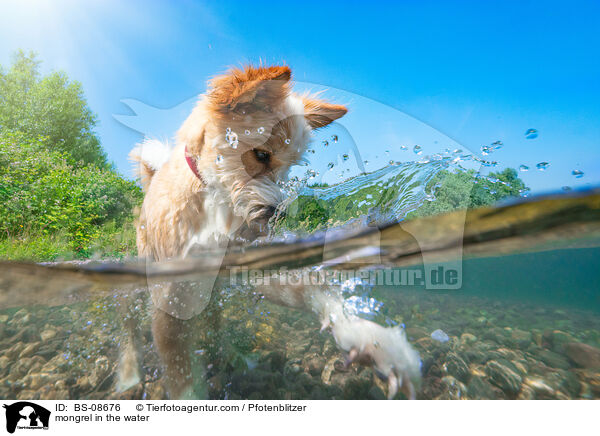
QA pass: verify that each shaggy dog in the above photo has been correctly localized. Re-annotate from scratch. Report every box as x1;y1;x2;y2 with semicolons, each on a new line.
123;65;420;399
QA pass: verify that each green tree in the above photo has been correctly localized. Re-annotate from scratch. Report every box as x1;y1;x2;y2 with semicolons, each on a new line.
0;50;107;167
0;131;142;256
407;167;528;218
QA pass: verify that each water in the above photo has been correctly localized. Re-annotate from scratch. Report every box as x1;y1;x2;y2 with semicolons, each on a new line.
1;159;599;400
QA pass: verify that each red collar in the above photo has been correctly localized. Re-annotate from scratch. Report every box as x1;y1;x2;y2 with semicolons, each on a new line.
185;146;204;183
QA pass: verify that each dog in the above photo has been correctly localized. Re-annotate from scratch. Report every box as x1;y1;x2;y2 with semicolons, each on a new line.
122;64;421;399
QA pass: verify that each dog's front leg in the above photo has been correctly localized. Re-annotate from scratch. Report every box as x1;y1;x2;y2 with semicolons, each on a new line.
149;279;214;399
152;307;195;399
116;290;145;393
254;280;421;399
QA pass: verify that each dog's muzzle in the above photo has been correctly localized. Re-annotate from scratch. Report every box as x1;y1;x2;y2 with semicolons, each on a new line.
237;204;283;241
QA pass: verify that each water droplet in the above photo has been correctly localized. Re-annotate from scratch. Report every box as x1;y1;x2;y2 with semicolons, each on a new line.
322;140;329;147
492;140;503;149
480;160;498;167
400;145;408;150
536;162;549;171
342;154;349;161
331;134;338;143
257;126;265;134
225;130;238;149
519;165;529;172
389;160;395;165
453;149;463;154
572;169;584;178
481;145;493;155
364;160;369;166
245;129;251;135
216;155;224;164
525;128;538;139
562;186;572;191
284;138;291;144
413;145;422;155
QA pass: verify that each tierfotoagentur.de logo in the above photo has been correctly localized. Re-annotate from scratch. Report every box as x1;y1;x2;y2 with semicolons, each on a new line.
2;402;50;434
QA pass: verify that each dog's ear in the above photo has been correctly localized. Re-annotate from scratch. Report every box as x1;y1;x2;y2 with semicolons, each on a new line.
208;65;291;114
177;107;205;156
302;96;347;129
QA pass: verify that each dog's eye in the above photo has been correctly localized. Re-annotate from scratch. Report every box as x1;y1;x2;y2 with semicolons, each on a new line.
253;149;271;164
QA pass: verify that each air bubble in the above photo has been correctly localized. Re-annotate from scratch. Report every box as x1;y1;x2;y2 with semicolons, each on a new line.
285;138;291;144
257;126;265;134
519;165;529;172
572;169;584;178
342;154;349;161
245;129;251;135
216;155;224;164
536;162;549;171
322;140;329;147
400;145;408;150
331;135;338;143
413;145;422;155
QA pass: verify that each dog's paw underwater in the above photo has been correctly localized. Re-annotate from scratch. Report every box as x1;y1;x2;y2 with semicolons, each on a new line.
313;294;421;399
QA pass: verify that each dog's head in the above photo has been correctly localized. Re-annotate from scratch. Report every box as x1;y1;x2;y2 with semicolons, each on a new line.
179;64;347;239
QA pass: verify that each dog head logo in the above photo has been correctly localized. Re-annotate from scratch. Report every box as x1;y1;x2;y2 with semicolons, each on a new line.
2;402;50;434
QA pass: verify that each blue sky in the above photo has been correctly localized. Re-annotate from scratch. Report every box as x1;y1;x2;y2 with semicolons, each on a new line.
1;0;599;192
